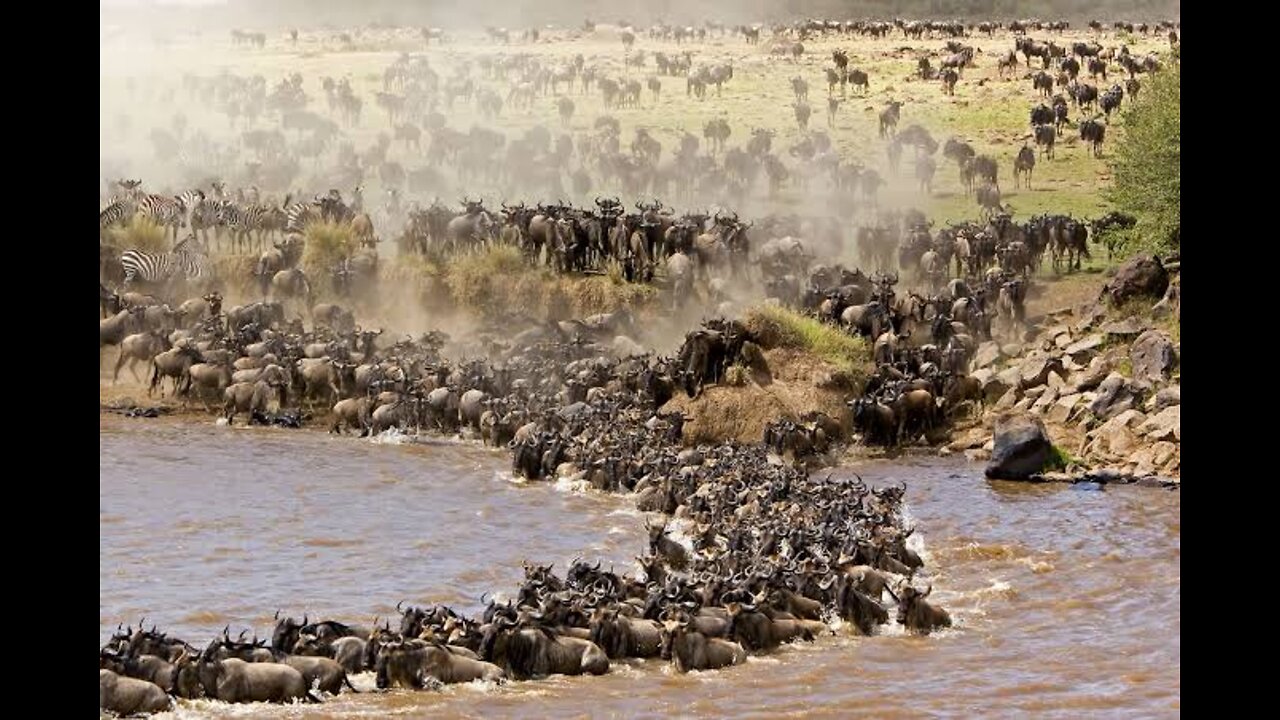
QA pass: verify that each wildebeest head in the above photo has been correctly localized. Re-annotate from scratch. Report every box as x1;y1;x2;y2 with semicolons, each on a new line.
271;611;305;653
887;581;952;635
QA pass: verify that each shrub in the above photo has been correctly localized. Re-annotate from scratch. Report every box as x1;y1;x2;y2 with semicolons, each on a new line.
1106;59;1179;255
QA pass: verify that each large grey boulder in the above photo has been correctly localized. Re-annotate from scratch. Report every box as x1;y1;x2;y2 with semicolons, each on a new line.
1130;330;1176;384
1102;255;1170;306
1088;372;1139;420
985;413;1054;480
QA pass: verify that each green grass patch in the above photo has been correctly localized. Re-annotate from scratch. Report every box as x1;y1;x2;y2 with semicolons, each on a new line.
744;304;871;377
1044;443;1078;472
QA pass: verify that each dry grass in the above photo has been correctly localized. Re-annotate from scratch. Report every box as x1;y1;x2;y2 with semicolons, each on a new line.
302;221;356;269
659;305;872;445
663;347;855;445
105;215;168;253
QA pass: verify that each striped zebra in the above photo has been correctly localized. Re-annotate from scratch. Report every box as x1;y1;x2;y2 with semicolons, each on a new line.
217;202;270;253
285;198;323;234
120;236;210;288
188;197;226;249
135;190;204;242
99;198;132;233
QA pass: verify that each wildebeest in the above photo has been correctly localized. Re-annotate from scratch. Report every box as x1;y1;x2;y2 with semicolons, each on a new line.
661;615;748;672
725;602;826;651
833;575;890;635
878;100;903;138
1014;144;1036;188
940;68;958;95
846;68;869;94
376;638;505;688
1079;118;1106;157
887;582;953;635
479;619;610;680
589;607;664;658
1033;124;1056;159
100;669;173;715
196;654;318;703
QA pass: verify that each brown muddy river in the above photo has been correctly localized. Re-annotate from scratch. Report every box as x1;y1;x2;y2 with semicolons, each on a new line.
100;414;1180;718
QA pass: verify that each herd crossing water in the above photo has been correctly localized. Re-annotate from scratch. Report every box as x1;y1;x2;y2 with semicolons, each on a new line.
101;416;1179;717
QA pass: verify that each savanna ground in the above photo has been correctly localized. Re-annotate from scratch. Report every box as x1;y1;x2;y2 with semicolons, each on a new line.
101;24;1174;409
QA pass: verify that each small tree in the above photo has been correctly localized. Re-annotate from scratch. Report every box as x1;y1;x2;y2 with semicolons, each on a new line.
1106;59;1180;255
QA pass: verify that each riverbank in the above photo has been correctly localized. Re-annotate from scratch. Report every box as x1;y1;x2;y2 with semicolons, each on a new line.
949;256;1181;484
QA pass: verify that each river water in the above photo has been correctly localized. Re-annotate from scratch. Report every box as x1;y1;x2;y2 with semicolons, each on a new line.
100;414;1180;718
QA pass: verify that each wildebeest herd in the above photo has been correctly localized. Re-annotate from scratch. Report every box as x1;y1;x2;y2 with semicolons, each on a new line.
100;12;1175;715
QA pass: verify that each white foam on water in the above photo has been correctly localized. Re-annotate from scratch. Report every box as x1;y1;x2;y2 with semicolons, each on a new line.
901;502;932;566
455;678;503;694
552;474;592;494
368;426;410;445
500;471;527;486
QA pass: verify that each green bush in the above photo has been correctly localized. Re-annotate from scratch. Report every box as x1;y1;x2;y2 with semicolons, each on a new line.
1106;59;1180;256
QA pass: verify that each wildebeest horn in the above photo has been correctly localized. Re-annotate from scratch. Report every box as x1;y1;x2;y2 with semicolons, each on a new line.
884;584;900;602
397;600;405;612
924;584;933;598
222;625;230;638
274;609;281;620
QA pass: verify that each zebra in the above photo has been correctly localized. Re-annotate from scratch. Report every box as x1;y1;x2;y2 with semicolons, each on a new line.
136;190;204;242
189;197;229;248
120;235;211;288
285;198;322;234
217;202;267;252
100;199;132;233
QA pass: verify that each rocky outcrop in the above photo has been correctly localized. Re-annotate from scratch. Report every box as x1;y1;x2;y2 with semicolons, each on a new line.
1130;330;1176;384
985;413;1054;480
973;341;1002;369
1148;385;1180;412
960;290;1180;482
1137;405;1180;442
1102;255;1170;306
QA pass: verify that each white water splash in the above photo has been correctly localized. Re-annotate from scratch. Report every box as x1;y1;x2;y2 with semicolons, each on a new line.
368;426;410;445
901;502;931;567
